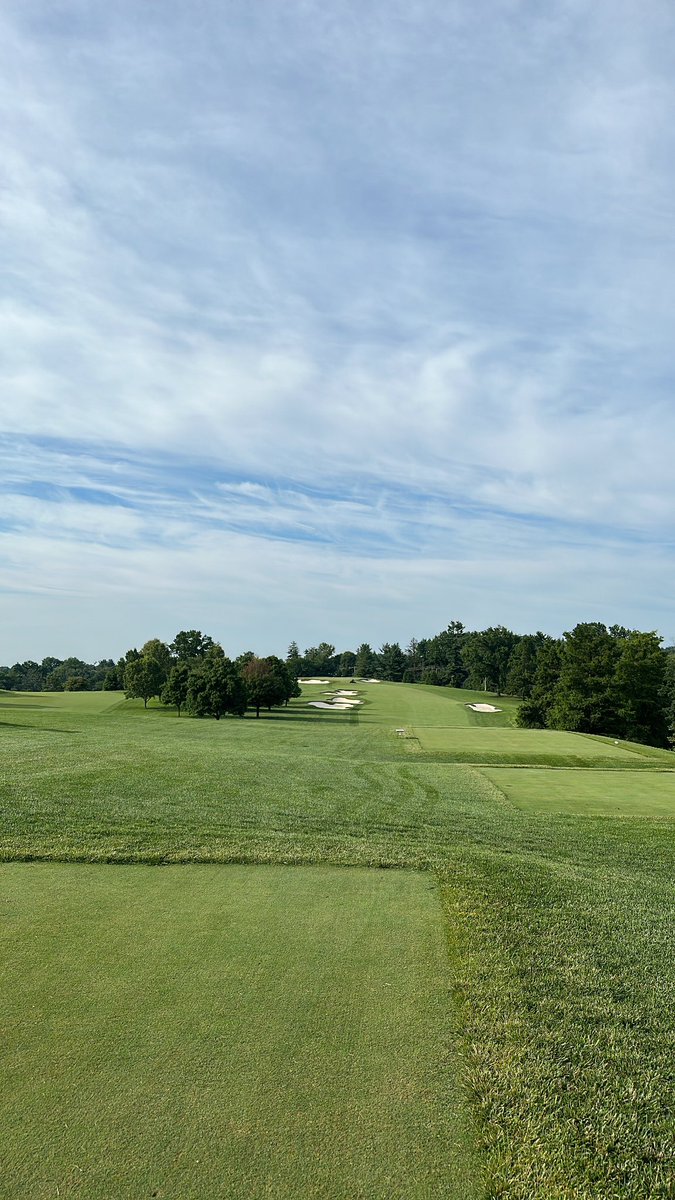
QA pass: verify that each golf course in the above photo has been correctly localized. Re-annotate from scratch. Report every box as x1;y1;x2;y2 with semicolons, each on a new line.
1;681;673;1198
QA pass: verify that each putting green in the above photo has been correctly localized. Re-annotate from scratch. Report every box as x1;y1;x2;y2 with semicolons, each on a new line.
0;863;478;1199
483;767;675;817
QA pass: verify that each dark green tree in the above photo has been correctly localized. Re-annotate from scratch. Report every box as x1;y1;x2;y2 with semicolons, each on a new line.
516;638;563;727
64;676;88;691
302;643;337;676
40;656;63;683
615;632;669;747
170;630;215;662
663;649;675;747
462;627;518;695
549;623;621;735
186;647;246;719
102;666;122;690
286;641;303;679
338;650;356;677
140;639;173;684
354;643;376;677
506;633;548;699
161;662;191;716
124;655;165;708
403;638;423;683
424;621;468;688
242;657;287;717
378;642;406;682
10;661;46;690
264;656;299;705
117;647;140;682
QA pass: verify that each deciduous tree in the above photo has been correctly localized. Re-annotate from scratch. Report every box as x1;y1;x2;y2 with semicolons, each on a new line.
161;662;191;716
124;655;165;708
170;630;214;662
242;657;287;717
186;647;246;719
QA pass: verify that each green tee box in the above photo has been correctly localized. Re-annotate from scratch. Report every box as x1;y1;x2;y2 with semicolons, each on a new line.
483;767;675;817
413;725;637;761
0;863;477;1200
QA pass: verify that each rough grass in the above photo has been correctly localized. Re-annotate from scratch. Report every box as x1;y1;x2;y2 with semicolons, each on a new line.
1;681;673;1198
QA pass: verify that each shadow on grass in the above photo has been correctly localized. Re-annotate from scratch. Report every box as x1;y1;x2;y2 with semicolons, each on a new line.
0;721;78;734
0;702;50;710
114;700;367;725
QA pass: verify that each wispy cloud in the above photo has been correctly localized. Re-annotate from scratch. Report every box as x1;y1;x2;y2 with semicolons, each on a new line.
1;1;675;659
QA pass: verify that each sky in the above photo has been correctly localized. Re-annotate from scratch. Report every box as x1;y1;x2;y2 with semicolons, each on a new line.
2;0;674;663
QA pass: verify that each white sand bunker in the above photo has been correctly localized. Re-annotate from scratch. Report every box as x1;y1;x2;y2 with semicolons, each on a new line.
466;702;502;713
299;678;331;685
308;691;363;712
364;678;380;683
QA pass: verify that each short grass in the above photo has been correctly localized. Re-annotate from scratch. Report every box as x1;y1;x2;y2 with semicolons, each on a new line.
0;863;477;1200
1;681;674;1199
484;767;675;817
0;688;124;715
355;683;521;729
411;725;644;764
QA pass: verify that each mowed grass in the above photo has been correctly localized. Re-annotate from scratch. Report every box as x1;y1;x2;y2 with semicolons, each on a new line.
412;725;645;764
0;863;477;1200
354;683;521;729
1;681;674;1198
484;767;675;817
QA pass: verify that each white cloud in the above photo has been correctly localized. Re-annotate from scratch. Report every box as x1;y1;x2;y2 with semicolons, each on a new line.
1;1;674;658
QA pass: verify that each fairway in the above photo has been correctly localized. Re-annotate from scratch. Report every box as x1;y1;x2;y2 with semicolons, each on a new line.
0;863;476;1200
353;683;521;729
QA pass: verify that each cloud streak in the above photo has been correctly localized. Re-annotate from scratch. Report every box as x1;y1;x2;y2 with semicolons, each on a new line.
1;1;674;658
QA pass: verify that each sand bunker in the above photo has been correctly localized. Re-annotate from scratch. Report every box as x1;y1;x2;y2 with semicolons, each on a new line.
299;678;331;685
364;678;380;684
466;703;502;713
308;690;363;712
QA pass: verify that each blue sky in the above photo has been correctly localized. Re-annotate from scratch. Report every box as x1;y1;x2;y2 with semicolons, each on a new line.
1;0;674;662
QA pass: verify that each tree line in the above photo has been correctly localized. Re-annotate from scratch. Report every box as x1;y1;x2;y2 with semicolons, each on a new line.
2;621;674;746
288;624;675;747
115;632;301;720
